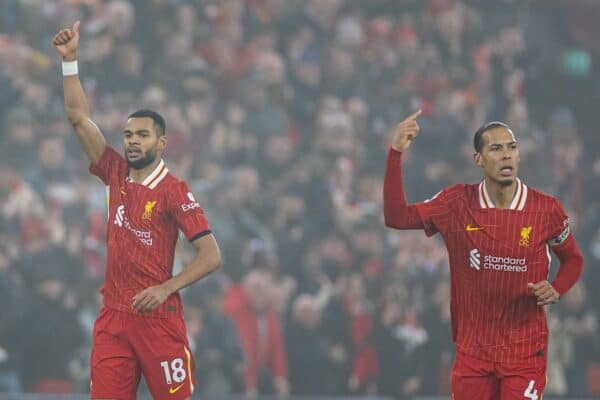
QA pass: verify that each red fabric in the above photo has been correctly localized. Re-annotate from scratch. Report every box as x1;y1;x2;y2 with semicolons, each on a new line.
383;146;582;364
89;146;211;317
91;307;194;399
416;183;572;363
33;379;73;394
451;351;546;399
588;364;600;395
382;149;425;229
344;298;378;387
84;212;106;278
223;285;288;390
550;234;584;296
350;313;378;386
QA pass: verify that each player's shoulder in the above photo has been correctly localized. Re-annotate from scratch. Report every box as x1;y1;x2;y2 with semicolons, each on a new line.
441;183;477;200
158;171;195;200
97;144;126;164
524;185;561;211
92;145;127;176
422;184;474;206
162;171;182;186
158;172;188;192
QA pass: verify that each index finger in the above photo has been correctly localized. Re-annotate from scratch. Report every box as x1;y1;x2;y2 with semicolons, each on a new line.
528;281;546;290
405;109;422;121
72;20;80;36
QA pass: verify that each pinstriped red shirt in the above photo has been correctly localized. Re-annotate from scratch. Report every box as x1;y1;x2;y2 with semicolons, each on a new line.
415;179;569;364
90;146;211;318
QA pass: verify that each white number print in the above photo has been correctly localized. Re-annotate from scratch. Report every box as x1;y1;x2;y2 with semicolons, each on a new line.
523;380;538;400
160;358;187;384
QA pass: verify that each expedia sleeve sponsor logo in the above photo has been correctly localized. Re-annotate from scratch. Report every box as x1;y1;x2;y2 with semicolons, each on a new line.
483;255;527;272
181;202;201;212
181;192;200;212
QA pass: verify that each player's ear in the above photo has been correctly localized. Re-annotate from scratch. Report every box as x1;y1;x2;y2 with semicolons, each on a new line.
474;152;483;167
158;134;167;151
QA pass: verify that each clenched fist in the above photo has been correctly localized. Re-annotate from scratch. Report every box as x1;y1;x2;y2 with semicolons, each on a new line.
391;109;422;152
528;281;559;306
52;20;80;61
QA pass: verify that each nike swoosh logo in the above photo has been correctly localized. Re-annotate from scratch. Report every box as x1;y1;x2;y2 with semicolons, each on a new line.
169;383;185;394
466;224;483;232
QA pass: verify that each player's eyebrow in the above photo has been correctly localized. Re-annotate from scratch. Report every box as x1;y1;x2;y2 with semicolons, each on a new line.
124;129;151;135
488;141;517;147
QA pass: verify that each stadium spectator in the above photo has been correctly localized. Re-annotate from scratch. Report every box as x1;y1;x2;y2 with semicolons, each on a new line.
0;1;598;396
224;269;289;398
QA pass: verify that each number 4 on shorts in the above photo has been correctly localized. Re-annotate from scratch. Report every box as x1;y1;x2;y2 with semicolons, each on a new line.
524;380;538;400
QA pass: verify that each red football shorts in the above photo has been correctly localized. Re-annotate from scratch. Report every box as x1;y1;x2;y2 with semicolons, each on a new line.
90;307;195;400
451;351;546;400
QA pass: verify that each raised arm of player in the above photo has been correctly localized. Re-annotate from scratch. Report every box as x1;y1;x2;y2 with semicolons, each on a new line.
132;234;222;313
53;21;106;164
383;110;425;229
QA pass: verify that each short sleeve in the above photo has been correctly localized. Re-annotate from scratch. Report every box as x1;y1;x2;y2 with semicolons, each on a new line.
89;146;127;185
548;199;570;247
414;189;451;237
170;181;211;242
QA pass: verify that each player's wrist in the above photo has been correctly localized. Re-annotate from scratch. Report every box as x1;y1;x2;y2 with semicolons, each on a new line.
62;59;78;76
161;280;178;296
61;53;77;62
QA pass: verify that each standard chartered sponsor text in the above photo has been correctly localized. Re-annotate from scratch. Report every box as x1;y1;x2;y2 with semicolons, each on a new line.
483;255;527;272
114;205;153;245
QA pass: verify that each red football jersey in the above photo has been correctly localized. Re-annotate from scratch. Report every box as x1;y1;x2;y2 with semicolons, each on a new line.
415;178;569;364
90;146;211;318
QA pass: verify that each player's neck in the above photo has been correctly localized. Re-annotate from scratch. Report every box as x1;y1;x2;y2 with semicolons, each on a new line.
484;177;518;209
129;157;162;184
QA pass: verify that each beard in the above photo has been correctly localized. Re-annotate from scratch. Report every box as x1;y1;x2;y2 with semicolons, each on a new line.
125;149;157;169
498;177;514;187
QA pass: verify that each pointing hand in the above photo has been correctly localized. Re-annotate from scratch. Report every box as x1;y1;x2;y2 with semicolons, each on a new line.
391;109;422;152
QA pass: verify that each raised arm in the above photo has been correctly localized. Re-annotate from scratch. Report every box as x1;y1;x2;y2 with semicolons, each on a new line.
383;110;425;229
53;21;106;164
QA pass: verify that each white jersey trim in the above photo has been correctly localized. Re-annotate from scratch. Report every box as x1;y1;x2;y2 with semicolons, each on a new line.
479;178;527;210
127;159;169;189
105;185;110;219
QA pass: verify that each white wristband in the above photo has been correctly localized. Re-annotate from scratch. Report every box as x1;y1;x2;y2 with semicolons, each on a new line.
62;60;78;76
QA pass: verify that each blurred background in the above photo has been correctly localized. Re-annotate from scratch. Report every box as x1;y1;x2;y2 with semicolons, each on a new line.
0;0;599;399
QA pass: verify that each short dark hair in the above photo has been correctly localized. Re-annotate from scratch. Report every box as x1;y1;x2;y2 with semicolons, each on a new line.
473;121;510;152
128;109;166;136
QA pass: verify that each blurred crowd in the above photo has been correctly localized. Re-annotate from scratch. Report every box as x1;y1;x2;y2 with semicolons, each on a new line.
0;0;599;398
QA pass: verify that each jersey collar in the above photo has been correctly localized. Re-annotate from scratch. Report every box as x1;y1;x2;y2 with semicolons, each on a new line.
127;159;168;189
478;177;527;210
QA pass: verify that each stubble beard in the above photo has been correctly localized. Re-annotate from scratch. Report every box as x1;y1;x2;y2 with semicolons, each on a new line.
126;150;156;170
498;177;514;187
